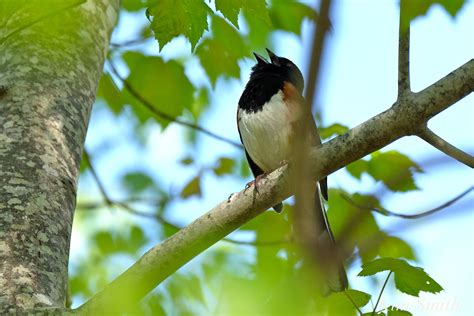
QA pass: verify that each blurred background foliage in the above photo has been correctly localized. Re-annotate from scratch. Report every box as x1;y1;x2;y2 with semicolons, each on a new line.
67;0;471;315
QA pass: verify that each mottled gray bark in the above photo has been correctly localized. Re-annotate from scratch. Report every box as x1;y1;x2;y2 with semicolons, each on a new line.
78;59;473;314
0;0;118;313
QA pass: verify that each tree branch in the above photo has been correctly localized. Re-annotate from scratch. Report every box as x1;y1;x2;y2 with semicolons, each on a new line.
107;60;243;149
76;58;474;314
418;127;474;168
398;9;410;98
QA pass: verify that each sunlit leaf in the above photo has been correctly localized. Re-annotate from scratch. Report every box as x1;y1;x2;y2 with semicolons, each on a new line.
400;0;467;31
319;123;349;140
367;151;422;192
94;231;114;254
96;73;123;114
269;0;317;35
181;176;201;198
122;0;147;11
213;157;236;176
122;52;194;127
196;16;249;85
215;0;242;28
346;159;369;179
122;171;155;194
147;0;210;50
79;151;90;173
180;156;194;165
137;293;166;316
358;257;443;296
323;289;371;315
387;306;413;316
242;5;272;49
239;156;252;178
327;189;381;261
191;87;209;118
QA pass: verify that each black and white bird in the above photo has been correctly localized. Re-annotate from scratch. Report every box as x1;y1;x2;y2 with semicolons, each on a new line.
237;49;348;292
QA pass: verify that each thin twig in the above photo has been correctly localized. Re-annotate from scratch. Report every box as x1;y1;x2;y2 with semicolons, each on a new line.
397;6;411;98
83;149;112;205
342;186;473;219
373;271;392;315
83;149;288;246
0;0;86;46
418;127;474;168
107;60;243;149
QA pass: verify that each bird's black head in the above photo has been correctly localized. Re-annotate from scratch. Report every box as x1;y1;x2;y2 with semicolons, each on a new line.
252;49;305;93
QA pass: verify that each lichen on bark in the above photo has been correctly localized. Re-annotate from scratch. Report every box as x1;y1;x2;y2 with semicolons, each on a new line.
0;0;118;312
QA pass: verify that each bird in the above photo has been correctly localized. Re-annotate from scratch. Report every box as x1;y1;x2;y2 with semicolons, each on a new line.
237;48;348;293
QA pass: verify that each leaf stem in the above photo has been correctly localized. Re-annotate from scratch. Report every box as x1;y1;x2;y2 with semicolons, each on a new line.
373;271;392;315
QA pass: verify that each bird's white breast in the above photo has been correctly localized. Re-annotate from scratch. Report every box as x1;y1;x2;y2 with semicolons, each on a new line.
238;90;297;173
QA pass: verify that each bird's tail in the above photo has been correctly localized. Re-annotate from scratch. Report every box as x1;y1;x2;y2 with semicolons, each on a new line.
314;186;348;294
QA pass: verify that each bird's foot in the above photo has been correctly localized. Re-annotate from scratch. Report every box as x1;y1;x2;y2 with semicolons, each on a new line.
245;173;267;194
279;159;289;167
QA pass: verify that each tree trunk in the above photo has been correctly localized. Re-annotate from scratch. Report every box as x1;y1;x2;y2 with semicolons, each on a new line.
0;0;118;313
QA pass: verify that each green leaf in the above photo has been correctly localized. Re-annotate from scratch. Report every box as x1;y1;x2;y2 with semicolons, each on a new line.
400;0;467;32
269;0;317;35
239;156;252;178
96;73;123;114
324;289;371;315
180;156;194;165
122;52;194;127
129;225;148;250
196;16;249;85
319;123;349;140
122;0;147;11
122;171;154;194
387;306;413;316
190;87;209;118
346;159;369;179
181;176;201;198
94;231;114;254
241;0;271;26
242;3;272;49
358;258;443;296
327;189;381;261
147;0;210;50
213;157;236;176
94;226;148;256
378;236;417;260
363;234;417;262
367;151;422;192
79;150;90;173
215;0;242;28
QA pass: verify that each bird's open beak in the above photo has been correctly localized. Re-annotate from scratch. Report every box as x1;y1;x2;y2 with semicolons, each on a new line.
253;52;268;65
266;48;280;66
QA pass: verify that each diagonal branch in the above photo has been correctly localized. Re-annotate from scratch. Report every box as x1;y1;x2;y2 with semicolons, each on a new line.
76;59;474;314
418;127;474;168
107;60;243;149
